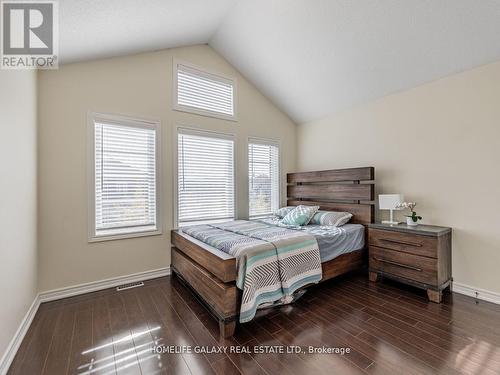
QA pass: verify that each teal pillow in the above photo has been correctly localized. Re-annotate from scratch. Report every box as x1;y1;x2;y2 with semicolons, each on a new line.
280;205;320;226
274;206;294;218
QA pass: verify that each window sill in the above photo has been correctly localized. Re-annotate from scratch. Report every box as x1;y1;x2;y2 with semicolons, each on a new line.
178;217;235;227
88;228;162;243
173;104;237;122
249;214;275;220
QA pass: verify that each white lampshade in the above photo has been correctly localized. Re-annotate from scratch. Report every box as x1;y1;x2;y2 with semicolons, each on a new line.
379;194;404;210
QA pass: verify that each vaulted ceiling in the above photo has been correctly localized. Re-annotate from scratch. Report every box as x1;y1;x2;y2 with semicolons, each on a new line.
60;0;500;124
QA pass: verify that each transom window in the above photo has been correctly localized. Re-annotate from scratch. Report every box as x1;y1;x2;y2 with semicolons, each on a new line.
173;60;236;120
248;139;280;218
177;129;235;226
88;113;161;241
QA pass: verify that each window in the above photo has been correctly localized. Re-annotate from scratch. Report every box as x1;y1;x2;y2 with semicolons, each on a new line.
177;129;235;226
248;139;280;218
88;113;161;241
173;60;236;120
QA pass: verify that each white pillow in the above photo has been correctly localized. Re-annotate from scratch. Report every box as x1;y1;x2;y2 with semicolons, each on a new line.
309;210;353;227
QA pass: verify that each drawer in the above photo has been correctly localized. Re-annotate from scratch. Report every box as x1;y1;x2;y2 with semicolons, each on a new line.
369;228;437;258
369;246;437;286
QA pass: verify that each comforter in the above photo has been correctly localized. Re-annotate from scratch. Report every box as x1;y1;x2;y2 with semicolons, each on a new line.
182;220;322;323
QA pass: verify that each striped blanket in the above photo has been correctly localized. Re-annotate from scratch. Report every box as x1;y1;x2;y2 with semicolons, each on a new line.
182;220;322;323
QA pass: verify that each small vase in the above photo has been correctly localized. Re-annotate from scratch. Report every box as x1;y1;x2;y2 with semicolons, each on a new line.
406;217;418;226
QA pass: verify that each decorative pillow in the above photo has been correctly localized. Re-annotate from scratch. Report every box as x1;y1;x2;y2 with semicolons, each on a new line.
280;205;320;226
309;210;353;227
274;206;295;218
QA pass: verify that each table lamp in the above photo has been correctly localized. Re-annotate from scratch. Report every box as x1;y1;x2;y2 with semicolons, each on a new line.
379;194;403;225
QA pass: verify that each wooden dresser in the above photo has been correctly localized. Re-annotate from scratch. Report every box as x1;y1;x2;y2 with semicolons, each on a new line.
368;223;452;303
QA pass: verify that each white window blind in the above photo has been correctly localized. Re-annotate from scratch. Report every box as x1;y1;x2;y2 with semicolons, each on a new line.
174;61;236;120
178;129;235;226
91;115;159;240
248;140;280;218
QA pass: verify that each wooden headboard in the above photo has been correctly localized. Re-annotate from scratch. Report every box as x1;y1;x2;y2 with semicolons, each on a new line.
287;167;375;225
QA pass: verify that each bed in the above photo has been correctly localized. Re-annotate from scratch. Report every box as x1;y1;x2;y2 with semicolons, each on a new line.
170;167;375;338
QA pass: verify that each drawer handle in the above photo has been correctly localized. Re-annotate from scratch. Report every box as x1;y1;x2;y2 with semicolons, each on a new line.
380;238;422;247
373;257;423;272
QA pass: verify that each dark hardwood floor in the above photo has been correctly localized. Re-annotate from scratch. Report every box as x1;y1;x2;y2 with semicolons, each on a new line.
7;272;500;375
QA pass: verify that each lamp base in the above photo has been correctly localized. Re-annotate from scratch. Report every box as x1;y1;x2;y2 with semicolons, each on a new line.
381;209;400;226
381;220;400;225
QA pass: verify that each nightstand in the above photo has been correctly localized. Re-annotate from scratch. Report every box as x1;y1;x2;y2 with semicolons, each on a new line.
368;223;452;303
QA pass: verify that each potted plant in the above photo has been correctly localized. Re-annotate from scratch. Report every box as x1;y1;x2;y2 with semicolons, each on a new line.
396;202;422;226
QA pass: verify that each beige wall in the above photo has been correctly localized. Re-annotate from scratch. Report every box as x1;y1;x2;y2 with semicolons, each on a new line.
0;71;38;358
38;45;296;291
297;60;500;294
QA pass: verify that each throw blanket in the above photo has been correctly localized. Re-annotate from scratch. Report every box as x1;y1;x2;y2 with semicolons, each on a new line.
182;220;322;323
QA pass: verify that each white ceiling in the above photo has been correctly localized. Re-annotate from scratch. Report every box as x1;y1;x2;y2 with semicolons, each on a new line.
59;0;236;64
60;0;500;124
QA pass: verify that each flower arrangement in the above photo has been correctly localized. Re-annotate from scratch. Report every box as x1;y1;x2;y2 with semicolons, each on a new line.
396;201;422;225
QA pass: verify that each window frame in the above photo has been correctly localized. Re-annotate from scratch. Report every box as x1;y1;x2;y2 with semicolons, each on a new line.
247;137;281;219
172;58;238;122
87;112;162;242
174;126;237;228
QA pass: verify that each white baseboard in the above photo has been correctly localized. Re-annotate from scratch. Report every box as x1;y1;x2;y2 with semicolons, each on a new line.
0;267;170;375
39;266;171;302
0;296;41;375
452;281;500;305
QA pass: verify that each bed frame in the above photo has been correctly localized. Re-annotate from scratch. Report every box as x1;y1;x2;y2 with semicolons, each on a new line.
171;167;375;338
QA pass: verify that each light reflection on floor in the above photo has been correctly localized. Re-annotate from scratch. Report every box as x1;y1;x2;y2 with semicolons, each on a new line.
78;326;164;374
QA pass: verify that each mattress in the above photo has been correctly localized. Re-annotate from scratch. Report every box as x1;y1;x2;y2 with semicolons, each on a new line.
300;224;365;262
257;218;365;262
